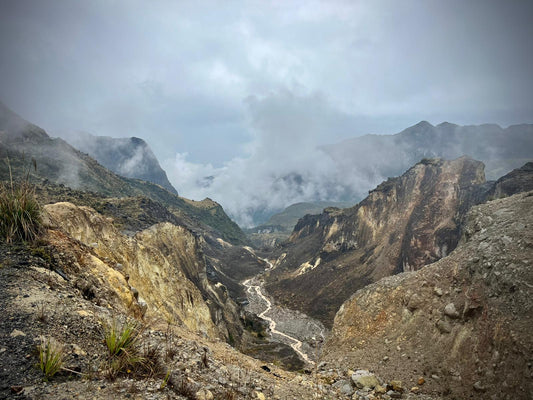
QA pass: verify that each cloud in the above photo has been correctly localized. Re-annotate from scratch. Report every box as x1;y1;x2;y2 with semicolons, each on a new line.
165;90;376;227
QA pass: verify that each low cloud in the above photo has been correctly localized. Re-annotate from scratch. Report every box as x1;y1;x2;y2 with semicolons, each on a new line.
165;91;380;227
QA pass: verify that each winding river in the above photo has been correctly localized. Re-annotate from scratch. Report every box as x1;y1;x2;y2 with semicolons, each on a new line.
242;252;325;365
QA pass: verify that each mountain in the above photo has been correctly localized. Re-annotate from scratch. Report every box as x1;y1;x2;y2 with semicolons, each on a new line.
57;131;178;194
265;157;533;326
324;190;533;399
246;200;354;248
323;121;533;183
0;101;247;245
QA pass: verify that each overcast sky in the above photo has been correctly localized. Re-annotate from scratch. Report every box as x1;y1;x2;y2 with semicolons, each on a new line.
1;0;532;225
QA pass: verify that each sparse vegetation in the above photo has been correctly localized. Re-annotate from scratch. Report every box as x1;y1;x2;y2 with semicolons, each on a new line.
169;373;197;399
102;317;164;379
159;368;171;390
37;337;64;380
0;159;42;243
103;317;143;379
104;317;141;357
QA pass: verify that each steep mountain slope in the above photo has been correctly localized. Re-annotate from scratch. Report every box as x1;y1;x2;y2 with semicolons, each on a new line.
246;200;354;248
488;161;533;198
0;233;358;399
323;191;533;399
0;101;247;245
323;121;533;183
265;157;532;326
43;201;241;341
58;131;177;194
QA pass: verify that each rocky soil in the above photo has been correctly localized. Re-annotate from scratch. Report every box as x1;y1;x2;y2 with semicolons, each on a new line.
323;191;533;399
0;240;436;400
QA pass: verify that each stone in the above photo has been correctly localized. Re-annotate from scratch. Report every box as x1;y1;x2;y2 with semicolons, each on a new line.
76;310;91;317
417;377;425;385
71;344;86;356
195;389;214;400
351;370;380;389
473;381;486;392
444;303;460;318
340;383;354;396
407;294;423;311
374;385;387;394
433;287;443;296
410;386;419;393
254;391;266;400
436;319;452;333
10;329;25;338
389;380;403;392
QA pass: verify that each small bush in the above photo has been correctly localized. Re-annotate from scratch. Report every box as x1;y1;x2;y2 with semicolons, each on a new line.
0;160;42;243
37;337;64;380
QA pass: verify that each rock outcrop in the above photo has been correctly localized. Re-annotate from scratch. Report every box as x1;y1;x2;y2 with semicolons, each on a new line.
44;202;241;341
266;157;491;326
323;191;533;399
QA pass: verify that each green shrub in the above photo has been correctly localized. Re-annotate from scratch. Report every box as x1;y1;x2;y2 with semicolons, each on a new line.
0;160;42;243
37;337;64;380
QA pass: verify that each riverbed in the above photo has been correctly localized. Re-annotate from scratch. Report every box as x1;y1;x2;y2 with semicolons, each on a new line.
242;255;327;366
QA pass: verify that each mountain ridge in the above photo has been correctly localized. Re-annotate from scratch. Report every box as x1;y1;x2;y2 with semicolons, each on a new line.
57;131;178;194
265;157;532;326
0;101;247;245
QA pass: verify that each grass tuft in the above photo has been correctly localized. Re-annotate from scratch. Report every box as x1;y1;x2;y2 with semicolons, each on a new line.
104;318;140;357
37;337;64;380
102;317;163;379
0;158;42;243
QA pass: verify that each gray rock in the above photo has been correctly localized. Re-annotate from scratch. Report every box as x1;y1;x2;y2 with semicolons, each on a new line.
340;383;354;396
444;303;460;318
195;389;214;400
436;319;452;333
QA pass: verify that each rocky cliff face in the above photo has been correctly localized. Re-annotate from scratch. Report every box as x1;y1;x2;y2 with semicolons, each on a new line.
323;191;533;399
44;202;242;341
266;157;491;326
489;161;533;199
60;132;178;194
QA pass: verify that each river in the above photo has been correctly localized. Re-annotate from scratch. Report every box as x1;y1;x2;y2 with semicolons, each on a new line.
242;252;327;366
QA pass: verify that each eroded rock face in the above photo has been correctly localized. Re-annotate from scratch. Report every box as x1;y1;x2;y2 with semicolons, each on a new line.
266;157;489;326
323;191;533;399
44;202;241;340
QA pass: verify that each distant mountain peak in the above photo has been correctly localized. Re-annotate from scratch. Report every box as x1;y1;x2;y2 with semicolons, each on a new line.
414;120;433;128
58;132;178;194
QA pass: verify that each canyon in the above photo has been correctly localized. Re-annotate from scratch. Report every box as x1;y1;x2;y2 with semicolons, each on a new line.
1;102;532;399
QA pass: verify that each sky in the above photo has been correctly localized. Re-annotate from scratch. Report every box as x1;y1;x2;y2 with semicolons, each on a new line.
1;0;532;226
